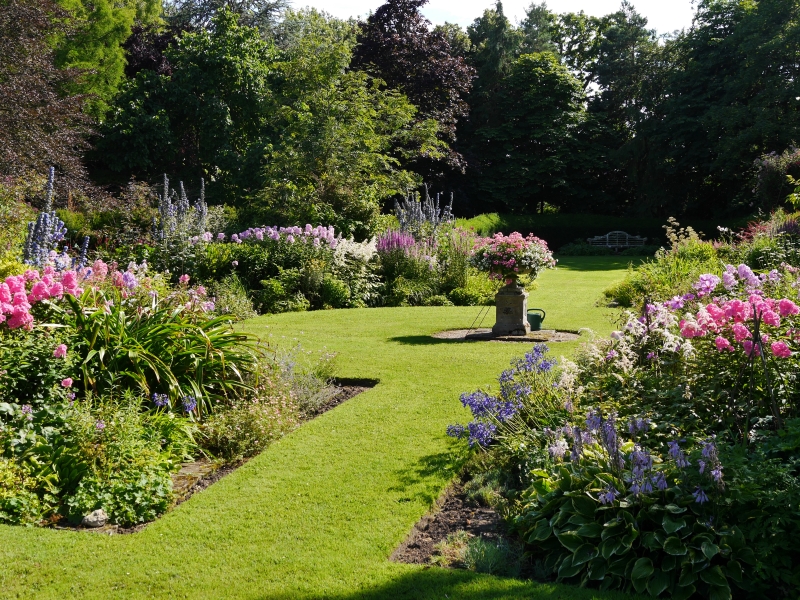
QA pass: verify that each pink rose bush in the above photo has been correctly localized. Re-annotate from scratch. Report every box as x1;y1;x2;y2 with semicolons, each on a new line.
471;232;556;282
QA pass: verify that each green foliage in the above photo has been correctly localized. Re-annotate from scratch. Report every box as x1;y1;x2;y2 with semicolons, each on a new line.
0;178;36;262
66;467;173;526
559;240;614;256
66;288;258;415
0;458;45;525
100;9;440;238
55;0;161;117
209;275;257;321
516;464;750;598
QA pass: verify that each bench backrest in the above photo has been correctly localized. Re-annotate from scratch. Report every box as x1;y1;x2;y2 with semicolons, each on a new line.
586;231;647;248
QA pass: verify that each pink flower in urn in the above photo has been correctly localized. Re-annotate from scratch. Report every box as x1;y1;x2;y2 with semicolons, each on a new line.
61;378;73;388
53;344;68;358
771;341;792;358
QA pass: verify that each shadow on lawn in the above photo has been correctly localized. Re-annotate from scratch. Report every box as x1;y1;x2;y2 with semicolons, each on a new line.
388;335;466;346
256;568;627;600
387;451;465;505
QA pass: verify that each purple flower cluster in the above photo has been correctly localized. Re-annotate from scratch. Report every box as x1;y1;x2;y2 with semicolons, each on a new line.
446;422;497;447
181;396;197;412
152;393;169;408
668;440;691;468
459;391;521;423
598;485;619;505
191;224;337;248
513;344;556;374
376;230;416;254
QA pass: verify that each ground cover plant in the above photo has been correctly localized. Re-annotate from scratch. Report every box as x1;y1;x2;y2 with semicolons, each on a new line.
447;216;800;599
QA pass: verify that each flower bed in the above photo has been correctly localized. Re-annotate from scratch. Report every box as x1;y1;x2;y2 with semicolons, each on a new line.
448;259;800;598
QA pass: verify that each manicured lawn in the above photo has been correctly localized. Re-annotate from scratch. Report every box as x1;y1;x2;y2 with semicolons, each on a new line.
0;257;638;599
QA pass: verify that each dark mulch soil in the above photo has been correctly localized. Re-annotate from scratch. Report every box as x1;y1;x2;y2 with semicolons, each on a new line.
391;483;504;565
53;379;377;535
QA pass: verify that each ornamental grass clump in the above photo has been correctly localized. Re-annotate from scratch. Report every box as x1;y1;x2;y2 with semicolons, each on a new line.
471;232;556;283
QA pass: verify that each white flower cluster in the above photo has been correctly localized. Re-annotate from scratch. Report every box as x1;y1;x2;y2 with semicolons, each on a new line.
333;237;377;268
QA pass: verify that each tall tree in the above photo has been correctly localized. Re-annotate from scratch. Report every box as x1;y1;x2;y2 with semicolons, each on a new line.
0;0;90;186
471;52;588;213
99;9;442;237
54;0;162;118
520;2;557;54
163;0;288;35
350;0;475;179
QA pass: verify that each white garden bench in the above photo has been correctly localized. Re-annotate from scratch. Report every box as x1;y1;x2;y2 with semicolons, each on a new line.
586;231;648;249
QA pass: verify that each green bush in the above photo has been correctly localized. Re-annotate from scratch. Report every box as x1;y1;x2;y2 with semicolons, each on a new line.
0;458;45;525
319;275;351;308
209;275;257;321
66;467;173;527
422;294;453;306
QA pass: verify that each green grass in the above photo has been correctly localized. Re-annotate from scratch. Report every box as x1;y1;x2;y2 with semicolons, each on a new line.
0;257;636;599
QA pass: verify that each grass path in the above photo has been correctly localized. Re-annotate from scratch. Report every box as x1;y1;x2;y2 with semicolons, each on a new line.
0;258;637;600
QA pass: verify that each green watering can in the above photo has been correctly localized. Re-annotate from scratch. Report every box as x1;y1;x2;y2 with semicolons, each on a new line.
527;308;546;331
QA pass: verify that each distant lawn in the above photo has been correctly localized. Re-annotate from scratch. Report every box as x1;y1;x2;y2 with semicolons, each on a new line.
0;257;637;600
458;212;751;249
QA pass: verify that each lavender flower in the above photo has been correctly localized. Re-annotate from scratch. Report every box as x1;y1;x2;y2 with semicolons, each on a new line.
95;420;106;431
693;274;721;297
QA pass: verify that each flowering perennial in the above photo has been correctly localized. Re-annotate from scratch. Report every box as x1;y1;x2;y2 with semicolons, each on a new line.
471;232;556;281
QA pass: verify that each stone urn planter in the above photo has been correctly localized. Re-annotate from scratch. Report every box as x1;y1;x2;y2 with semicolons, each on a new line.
470;232;557;337
492;279;531;336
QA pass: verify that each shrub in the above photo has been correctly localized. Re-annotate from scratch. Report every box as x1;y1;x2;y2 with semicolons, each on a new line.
0;458;45;525
422;294;453;306
201;376;300;462
209;274;257;321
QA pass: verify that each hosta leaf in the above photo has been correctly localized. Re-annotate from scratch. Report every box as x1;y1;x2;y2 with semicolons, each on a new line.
647;569;670;596
631;557;654;581
556;532;583;552
672;584;696;600
576;522;603;538
700;565;728;587
725;560;742;582
660;554;677;572
531;519;552;541
572;495;596;517
588;557;607;580
572;544;597;566
663;514;687;534
664;536;688;556
701;541;720;560
601;519;626;540
665;504;687;514
558;554;582;579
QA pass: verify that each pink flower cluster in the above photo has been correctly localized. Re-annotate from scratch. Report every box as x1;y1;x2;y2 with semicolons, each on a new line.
472;232;556;281
678;293;799;358
0;268;83;330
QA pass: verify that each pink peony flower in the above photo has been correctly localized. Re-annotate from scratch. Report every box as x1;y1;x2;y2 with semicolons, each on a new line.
61;378;73;388
771;341;792;358
53;344;68;358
